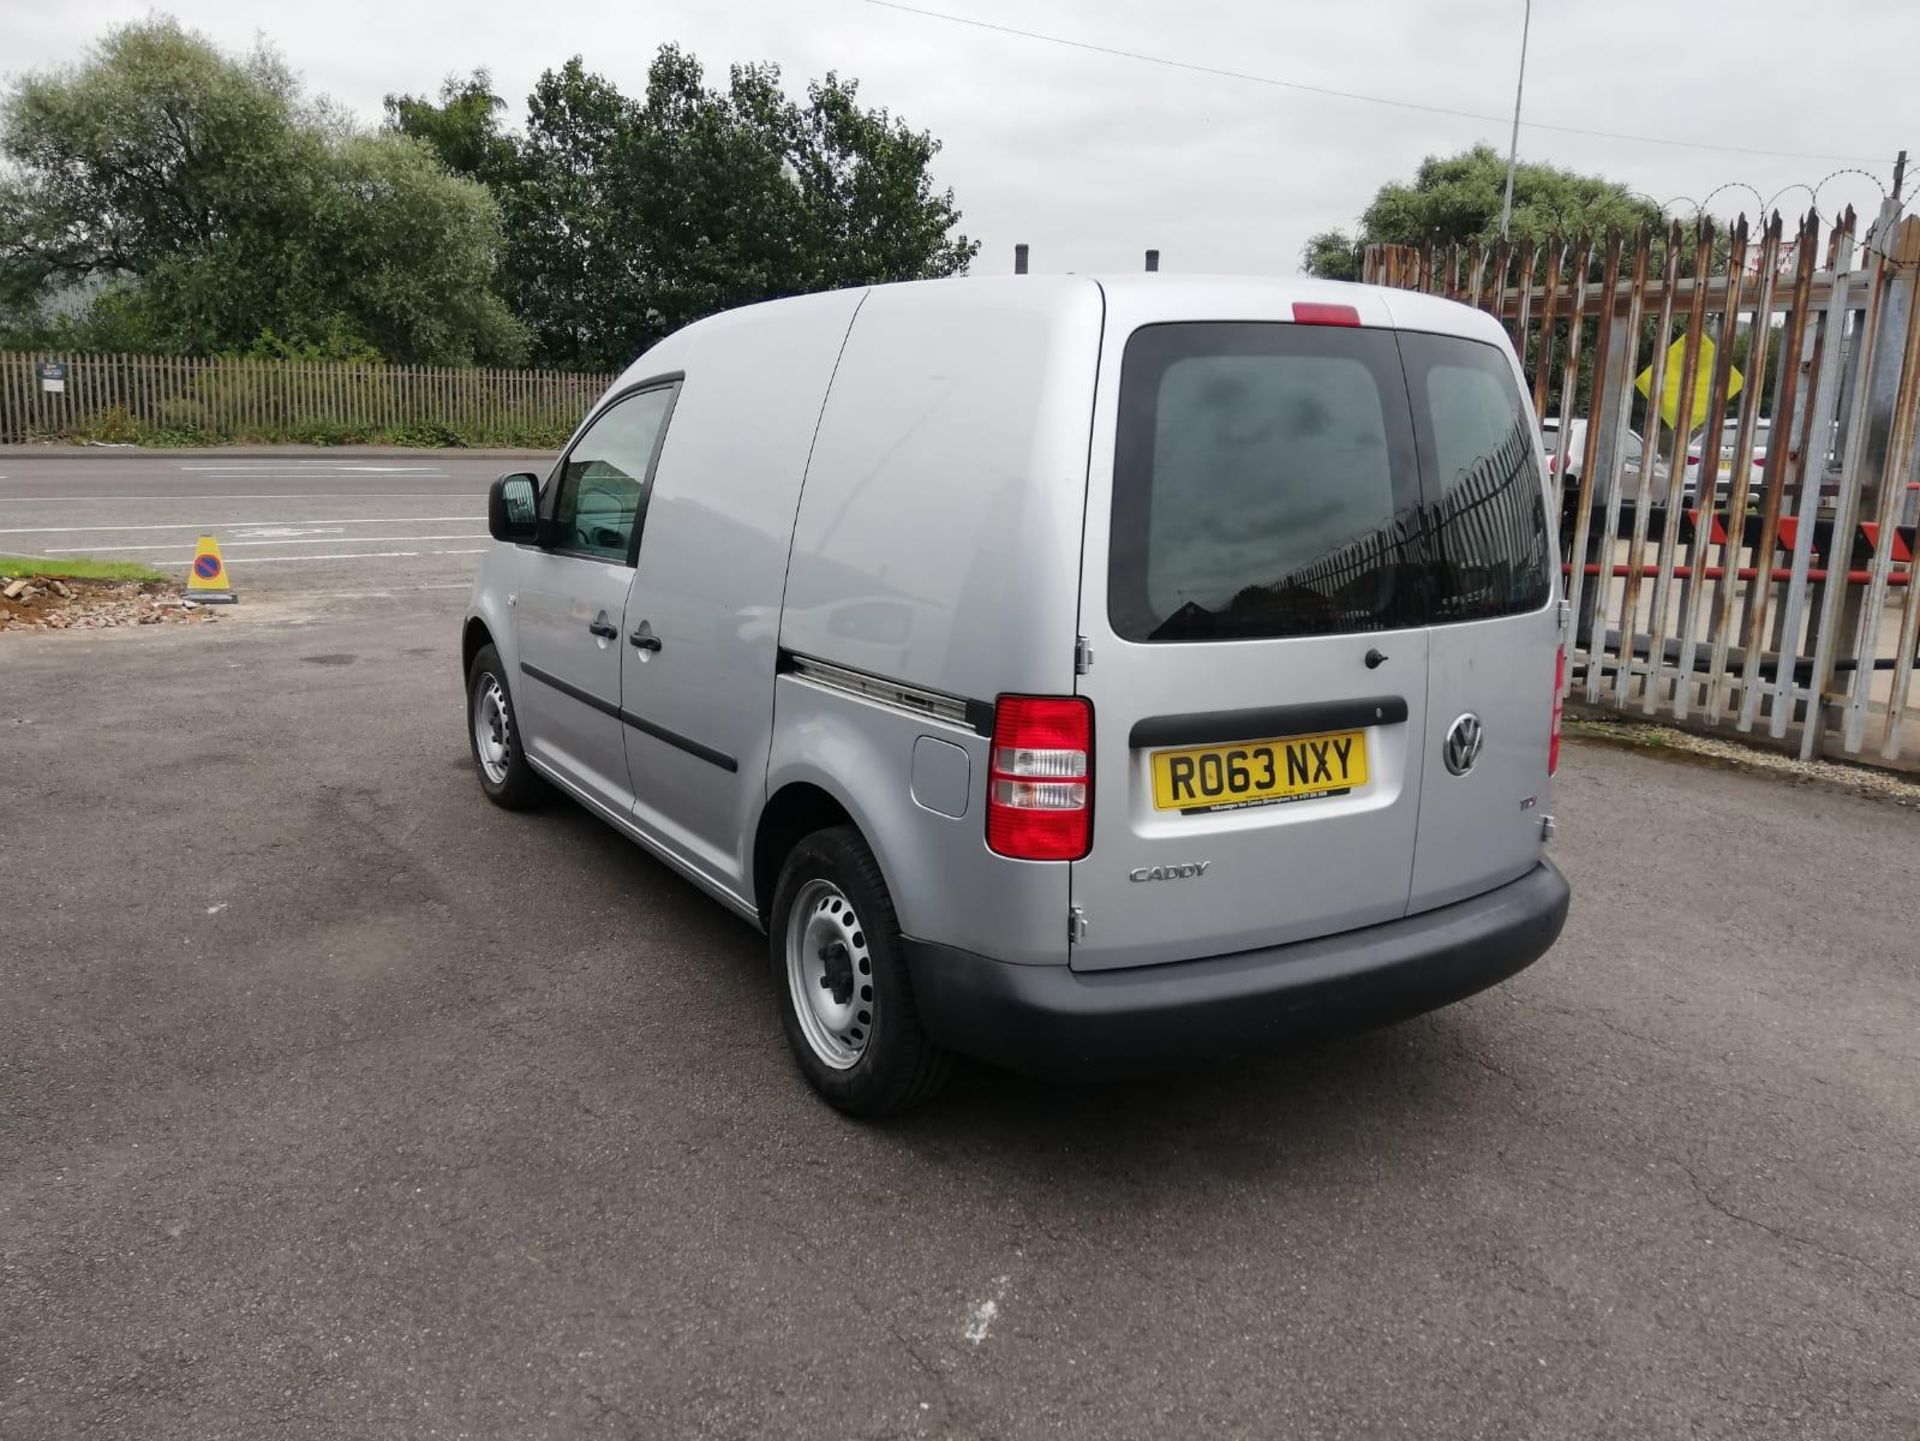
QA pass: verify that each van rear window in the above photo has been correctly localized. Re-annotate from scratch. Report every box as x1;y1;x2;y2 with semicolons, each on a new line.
1108;322;1550;642
1109;323;1425;642
1399;331;1553;622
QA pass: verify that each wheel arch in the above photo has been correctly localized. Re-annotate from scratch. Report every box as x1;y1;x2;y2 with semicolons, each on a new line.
462;615;494;679
752;781;858;927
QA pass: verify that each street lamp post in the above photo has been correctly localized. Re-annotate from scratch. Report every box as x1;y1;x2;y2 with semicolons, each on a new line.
1499;0;1532;240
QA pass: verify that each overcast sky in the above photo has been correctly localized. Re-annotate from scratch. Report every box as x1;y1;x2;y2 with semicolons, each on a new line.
7;0;1913;276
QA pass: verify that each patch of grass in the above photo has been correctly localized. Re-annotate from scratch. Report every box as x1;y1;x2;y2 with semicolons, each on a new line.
1562;712;1680;750
53;414;574;450
0;554;169;584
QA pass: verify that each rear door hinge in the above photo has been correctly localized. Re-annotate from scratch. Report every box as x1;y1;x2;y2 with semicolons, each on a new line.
1074;636;1093;675
1069;905;1088;944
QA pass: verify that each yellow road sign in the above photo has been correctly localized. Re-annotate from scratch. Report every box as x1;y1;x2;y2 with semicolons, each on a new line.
186;534;237;603
1636;335;1742;432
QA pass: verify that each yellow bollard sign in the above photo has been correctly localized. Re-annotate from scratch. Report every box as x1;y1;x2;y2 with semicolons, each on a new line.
186;534;238;604
1636;334;1743;433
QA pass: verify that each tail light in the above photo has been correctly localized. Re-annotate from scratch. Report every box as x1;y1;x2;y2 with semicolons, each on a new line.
1549;645;1566;776
987;695;1091;860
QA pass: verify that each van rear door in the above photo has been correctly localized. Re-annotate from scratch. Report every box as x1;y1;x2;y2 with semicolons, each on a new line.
1394;328;1558;913
1069;288;1432;972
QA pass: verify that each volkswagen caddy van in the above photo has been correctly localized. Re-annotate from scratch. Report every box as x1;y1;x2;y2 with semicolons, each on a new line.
463;275;1571;1114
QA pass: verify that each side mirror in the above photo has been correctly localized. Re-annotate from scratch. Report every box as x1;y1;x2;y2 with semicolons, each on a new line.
488;473;540;544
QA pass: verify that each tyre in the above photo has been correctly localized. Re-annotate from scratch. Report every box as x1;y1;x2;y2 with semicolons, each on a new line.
769;826;952;1116
466;642;546;810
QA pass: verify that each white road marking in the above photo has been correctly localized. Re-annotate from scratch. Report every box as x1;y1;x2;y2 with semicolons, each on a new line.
0;494;481;503
174;464;447;473
230;526;346;539
50;533;488;553
963;1299;998;1345
150;548;488;565
0;515;482;535
962;1276;1011;1346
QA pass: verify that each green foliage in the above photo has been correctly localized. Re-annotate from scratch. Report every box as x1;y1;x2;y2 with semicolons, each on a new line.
57;406;574;449
1305;145;1664;276
1299;230;1361;282
3;17;982;397
500;47;979;369
383;71;519;188
241;321;383;364
0;18;526;364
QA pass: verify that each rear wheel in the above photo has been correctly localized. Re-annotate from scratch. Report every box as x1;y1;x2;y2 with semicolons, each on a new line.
769;826;951;1116
467;643;546;810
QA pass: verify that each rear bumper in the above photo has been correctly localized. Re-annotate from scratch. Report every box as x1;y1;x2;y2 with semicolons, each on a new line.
904;860;1569;1080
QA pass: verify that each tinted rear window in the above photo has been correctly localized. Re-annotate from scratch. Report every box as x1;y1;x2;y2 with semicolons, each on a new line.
1399;331;1553;623
1109;322;1549;642
1109;324;1424;642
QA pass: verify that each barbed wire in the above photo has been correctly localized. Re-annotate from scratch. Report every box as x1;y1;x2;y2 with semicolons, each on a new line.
1632;168;1893;226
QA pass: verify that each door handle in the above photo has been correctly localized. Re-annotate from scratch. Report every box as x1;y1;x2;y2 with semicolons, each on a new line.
629;628;663;652
587;618;618;639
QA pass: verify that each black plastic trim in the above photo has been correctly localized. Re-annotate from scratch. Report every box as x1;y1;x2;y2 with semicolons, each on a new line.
620;708;739;773
904;860;1569;1080
520;661;619;719
519;661;738;773
1129;696;1409;749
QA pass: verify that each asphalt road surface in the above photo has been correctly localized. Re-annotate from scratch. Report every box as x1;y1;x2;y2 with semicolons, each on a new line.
3;468;1918;1438
0;447;543;595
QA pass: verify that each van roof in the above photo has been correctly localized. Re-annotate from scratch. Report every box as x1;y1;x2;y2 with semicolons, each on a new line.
615;273;1508;397
1086;273;1508;346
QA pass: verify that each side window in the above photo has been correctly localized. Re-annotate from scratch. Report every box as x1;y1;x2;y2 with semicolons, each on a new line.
551;386;676;562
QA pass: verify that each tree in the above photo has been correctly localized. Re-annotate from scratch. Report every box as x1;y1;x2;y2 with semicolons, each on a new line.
492;47;979;370
501;58;646;370
1299;230;1361;283
383;70;518;189
0;18;526;363
1303;145;1662;276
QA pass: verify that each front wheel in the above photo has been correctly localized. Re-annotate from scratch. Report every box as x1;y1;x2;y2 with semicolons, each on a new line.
466;643;546;810
769;826;951;1116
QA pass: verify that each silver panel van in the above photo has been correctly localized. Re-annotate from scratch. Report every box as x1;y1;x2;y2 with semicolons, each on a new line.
463;275;1570;1114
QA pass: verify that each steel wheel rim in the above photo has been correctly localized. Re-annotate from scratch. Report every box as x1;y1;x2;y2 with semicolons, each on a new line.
474;675;511;785
785;878;874;1070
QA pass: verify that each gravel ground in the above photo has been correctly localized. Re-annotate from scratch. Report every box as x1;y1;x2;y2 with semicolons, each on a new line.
1565;713;1920;808
0;573;219;632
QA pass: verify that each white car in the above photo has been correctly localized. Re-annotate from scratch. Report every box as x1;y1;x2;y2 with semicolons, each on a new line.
1685;419;1769;503
1541;418;1672;504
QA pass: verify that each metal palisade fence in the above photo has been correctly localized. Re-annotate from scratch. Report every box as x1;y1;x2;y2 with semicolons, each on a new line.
1367;202;1920;768
0;352;615;448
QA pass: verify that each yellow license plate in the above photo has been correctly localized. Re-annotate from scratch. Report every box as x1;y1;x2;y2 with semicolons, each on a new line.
1151;729;1368;813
